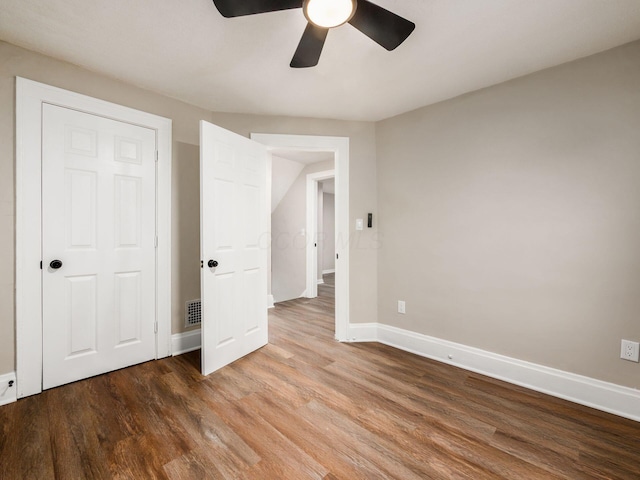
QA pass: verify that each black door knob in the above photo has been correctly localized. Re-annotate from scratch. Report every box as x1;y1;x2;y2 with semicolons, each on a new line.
208;260;218;268
50;260;63;269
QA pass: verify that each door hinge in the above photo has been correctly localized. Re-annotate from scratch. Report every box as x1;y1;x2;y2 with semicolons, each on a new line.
154;322;158;334
154;235;158;248
336;253;339;259
155;150;159;162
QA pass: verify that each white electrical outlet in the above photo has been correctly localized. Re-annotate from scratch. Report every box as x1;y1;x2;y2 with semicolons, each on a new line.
620;339;640;362
397;300;406;314
0;373;17;406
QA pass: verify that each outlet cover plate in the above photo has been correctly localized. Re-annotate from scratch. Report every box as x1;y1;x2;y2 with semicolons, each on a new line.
0;372;17;406
620;339;640;362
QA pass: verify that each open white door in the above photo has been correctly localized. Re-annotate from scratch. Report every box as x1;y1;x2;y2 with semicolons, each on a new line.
200;121;269;376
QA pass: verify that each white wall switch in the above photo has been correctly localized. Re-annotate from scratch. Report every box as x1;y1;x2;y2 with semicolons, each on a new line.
398;300;406;314
621;339;640;362
356;218;363;230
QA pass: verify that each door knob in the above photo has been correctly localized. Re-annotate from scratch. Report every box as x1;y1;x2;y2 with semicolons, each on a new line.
208;260;218;268
49;259;63;269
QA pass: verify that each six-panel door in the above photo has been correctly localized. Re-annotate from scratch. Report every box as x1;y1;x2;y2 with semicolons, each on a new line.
42;104;157;389
200;120;268;376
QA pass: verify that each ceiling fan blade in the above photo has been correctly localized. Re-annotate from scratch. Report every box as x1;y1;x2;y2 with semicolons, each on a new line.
212;0;303;18
348;0;415;51
290;23;328;68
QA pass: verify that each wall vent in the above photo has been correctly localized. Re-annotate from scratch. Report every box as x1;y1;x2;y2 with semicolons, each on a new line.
185;299;201;328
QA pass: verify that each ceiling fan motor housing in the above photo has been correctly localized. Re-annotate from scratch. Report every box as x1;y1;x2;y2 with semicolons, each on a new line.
302;0;358;29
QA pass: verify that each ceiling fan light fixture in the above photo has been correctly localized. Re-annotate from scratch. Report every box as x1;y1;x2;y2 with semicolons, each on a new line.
303;0;357;28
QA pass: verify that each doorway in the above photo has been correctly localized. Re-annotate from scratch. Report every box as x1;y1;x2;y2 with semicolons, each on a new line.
305;169;335;300
317;177;336;289
314;175;336;313
269;151;334;303
251;134;350;342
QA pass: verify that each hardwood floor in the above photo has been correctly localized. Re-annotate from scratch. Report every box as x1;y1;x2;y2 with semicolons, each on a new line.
2;274;639;479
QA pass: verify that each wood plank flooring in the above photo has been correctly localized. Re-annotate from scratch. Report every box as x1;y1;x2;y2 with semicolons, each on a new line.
2;274;640;479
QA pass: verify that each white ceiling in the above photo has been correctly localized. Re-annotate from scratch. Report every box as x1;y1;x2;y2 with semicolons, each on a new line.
1;0;639;121
272;149;334;165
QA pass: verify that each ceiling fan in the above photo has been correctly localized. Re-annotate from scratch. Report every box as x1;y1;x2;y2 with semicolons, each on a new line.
211;0;416;68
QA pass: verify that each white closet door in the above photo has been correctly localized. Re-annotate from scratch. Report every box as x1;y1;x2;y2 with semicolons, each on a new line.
200;120;268;376
42;104;157;389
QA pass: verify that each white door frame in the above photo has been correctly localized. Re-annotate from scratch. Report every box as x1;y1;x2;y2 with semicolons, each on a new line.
251;134;349;342
15;77;172;398
306;170;335;299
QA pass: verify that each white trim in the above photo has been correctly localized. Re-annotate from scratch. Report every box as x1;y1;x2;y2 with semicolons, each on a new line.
250;134;350;342
306;169;335;299
266;153;273;306
348;323;378;342
15;77;172;399
172;329;202;356
317;279;325;285
0;372;17;406
322;269;335;275
351;323;640;422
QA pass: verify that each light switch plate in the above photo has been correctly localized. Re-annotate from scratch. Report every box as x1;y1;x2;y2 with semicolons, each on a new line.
356;218;363;231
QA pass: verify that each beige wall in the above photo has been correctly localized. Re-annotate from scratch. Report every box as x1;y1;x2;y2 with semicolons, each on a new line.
0;41;378;375
376;40;640;388
172;142;201;335
9;34;636;391
272;160;334;303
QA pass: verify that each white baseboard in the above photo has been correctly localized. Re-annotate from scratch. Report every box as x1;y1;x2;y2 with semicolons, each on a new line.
322;269;335;275
172;329;201;356
350;323;640;422
267;295;275;309
0;372;17;406
349;323;379;342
